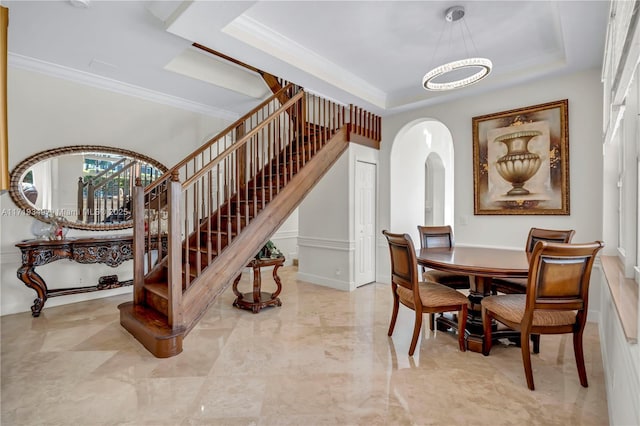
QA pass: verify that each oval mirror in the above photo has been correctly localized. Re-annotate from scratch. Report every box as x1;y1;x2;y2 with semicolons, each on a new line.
9;145;168;231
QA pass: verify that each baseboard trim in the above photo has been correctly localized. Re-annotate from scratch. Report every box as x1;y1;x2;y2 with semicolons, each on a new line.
297;272;350;291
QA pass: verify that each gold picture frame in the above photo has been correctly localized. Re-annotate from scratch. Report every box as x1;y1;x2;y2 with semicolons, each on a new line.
472;99;569;215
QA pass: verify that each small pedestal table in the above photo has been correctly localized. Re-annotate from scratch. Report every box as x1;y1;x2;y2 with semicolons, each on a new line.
232;256;285;313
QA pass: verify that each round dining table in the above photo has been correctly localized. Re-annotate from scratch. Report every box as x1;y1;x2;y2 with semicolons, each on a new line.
417;246;530;353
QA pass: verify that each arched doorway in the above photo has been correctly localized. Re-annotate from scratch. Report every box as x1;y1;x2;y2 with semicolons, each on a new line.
390;119;454;243
425;152;446;226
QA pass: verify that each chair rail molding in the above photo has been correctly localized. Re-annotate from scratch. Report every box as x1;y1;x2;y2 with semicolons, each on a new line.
297;236;354;252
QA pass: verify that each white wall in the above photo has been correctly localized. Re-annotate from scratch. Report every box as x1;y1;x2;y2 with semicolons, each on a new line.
379;69;604;288
0;67;230;315
298;142;378;291
298;148;350;290
389;119;454;245
270;209;298;266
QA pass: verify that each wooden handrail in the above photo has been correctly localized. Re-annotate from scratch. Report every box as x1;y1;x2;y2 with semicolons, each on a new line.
182;90;305;189
92;160;136;191
144;83;299;195
85;157;128;186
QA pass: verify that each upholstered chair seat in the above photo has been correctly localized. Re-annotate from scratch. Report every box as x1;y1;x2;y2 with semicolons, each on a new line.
396;281;469;311
482;294;577;327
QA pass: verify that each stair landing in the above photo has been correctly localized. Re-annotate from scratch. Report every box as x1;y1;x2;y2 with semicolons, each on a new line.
118;302;183;358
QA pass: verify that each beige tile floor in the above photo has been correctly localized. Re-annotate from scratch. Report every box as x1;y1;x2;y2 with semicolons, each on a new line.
1;266;608;425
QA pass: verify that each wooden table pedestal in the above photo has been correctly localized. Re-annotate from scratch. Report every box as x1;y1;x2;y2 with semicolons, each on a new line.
232;256;285;313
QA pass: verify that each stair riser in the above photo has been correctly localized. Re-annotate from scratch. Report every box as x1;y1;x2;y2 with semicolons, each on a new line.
219;216;249;232
197;232;231;247
144;291;168;317
230;203;263;217
186;250;214;269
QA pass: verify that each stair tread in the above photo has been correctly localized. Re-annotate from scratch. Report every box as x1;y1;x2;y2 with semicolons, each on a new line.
119;301;176;336
186;246;219;255
144;282;168;299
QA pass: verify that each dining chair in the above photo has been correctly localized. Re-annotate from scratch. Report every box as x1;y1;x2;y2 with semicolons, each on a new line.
481;240;604;390
491;227;576;295
417;225;471;291
383;230;468;356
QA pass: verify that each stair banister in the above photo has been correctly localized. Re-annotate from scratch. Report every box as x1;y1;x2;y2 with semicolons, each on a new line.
142;83;299;197
167;169;183;328
133;177;145;304
181;90;305;189
122;78;382;357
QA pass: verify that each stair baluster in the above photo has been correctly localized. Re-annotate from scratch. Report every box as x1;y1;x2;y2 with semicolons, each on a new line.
120;84;382;357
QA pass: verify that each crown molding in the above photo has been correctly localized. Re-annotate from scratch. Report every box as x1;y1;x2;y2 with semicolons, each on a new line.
223;15;387;109
8;53;240;121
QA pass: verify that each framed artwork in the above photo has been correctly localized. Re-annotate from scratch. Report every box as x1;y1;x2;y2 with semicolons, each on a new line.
472;99;569;215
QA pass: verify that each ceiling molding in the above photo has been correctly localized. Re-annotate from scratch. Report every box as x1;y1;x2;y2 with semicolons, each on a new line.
8;53;240;121
223;14;387;109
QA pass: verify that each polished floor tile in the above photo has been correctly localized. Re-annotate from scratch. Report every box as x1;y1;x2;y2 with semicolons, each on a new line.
1;266;609;425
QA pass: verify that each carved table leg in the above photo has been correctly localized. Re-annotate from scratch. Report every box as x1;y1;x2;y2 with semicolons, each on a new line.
271;262;283;306
17;265;48;317
252;263;262;306
232;273;243;298
232;272;244;309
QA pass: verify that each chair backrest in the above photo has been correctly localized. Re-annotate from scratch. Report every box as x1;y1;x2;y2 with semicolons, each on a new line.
383;230;418;292
525;240;604;322
525;227;575;253
417;225;454;249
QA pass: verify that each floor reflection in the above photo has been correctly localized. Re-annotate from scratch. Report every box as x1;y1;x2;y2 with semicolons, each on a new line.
1;266;609;425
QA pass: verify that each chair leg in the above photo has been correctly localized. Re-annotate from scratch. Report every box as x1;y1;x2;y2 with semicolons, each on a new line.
573;329;588;387
481;307;492;356
521;331;535;390
388;290;399;336
532;334;540;354
429;313;435;331
457;304;467;352
409;310;423;356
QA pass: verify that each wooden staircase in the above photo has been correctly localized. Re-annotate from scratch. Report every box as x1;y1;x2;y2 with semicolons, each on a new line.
118;83;381;357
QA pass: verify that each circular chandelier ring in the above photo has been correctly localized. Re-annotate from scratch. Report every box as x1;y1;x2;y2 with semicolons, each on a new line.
422;57;492;91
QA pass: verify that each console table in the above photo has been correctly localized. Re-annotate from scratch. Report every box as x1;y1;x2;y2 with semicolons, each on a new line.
16;235;166;317
232;256;285;313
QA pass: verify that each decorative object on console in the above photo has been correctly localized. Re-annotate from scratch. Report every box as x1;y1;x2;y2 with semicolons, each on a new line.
256;240;283;259
29;211;70;240
472;99;569;215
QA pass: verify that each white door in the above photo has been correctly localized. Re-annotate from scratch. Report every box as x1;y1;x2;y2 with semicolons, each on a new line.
355;160;376;286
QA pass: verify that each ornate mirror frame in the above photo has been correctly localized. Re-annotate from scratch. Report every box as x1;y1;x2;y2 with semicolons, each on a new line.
9;145;168;231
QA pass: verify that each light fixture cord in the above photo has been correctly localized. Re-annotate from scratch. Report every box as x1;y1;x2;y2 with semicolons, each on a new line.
461;16;481;57
428;20;448;71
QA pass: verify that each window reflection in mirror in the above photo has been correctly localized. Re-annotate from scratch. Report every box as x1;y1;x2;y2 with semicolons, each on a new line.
9;146;168;231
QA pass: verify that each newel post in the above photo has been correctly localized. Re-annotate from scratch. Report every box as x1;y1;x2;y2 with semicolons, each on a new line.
87;179;95;223
77;177;84;221
132;177;145;304
167;170;183;329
